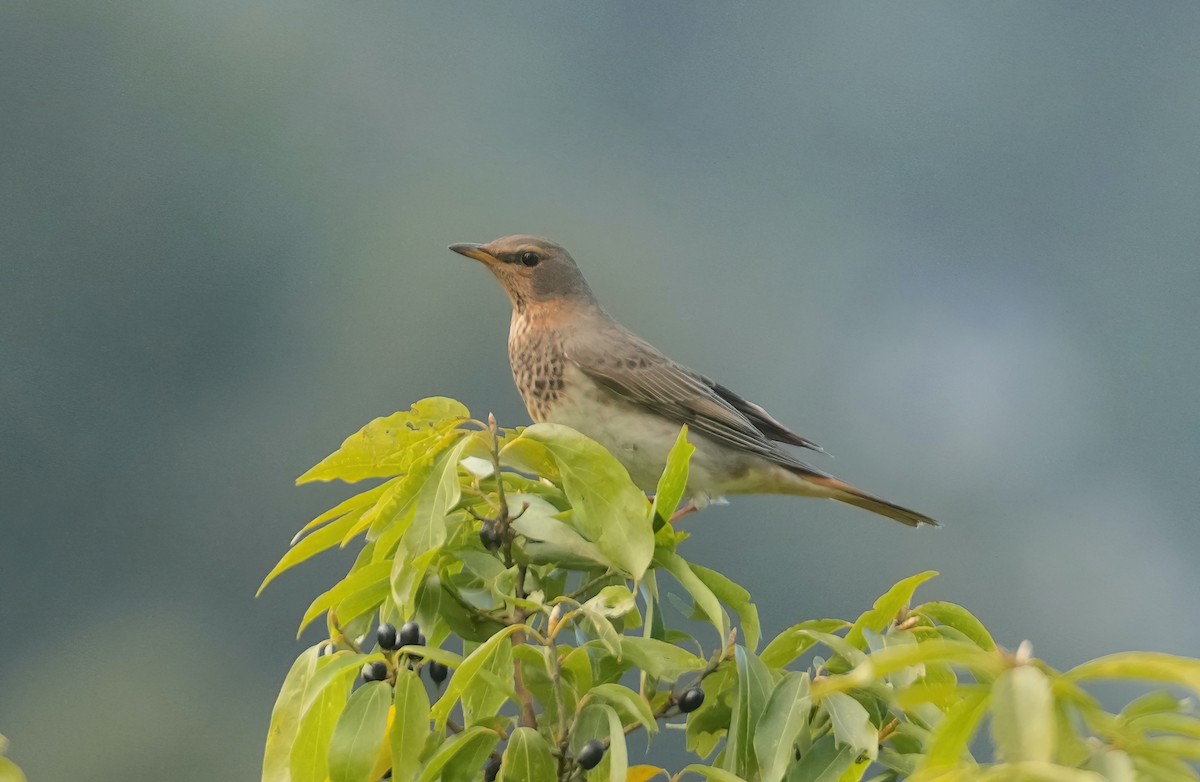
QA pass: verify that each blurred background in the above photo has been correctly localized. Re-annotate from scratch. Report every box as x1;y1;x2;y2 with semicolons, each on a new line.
3;1;1199;779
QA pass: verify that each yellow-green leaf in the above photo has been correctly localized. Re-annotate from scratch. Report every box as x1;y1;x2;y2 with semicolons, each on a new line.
1065;652;1200;696
328;681;392;782
650;426;694;528
259;510;361;595
991;665;1055;763
678;765;750;782
501;424;654;580
602;704;629;782
761;620;851;669
921;687;991;769
390;668;430;782
430;625;525;731
290;664;354;782
823;692;877;761
845;571;938;650
299;561;391;636
585;683;658;735
263;645;321;782
618;636;706;681
416;726;498;782
656;550;728;648
500;727;556;782
753;671;812;782
298;398;470;484
914;601;996;651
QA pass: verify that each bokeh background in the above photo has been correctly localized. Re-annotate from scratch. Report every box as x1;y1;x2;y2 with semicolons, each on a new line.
3;2;1199;779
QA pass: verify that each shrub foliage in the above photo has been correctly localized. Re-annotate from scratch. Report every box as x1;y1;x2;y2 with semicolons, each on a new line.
260;398;1200;782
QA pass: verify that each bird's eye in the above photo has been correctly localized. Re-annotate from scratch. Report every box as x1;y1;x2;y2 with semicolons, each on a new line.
520;251;541;267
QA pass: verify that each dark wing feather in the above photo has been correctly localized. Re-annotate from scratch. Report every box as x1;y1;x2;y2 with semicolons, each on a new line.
708;382;826;453
564;328;829;478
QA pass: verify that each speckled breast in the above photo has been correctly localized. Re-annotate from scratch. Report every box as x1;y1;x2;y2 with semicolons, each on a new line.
508;312;567;422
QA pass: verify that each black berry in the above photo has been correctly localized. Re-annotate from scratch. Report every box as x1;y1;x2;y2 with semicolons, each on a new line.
678;687;705;713
417;633;427;647
377;623;398;651
576;740;605;770
361;661;389;682
398;622;420;647
480;524;503;551
427;661;449;684
483;756;501;782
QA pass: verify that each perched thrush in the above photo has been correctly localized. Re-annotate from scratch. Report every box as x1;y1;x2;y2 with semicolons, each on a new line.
450;235;936;527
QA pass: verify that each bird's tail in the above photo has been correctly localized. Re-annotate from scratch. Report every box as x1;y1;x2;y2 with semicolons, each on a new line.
804;475;939;528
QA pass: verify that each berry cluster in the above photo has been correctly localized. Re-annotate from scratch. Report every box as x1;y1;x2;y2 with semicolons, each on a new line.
359;621;448;686
362;623;706;780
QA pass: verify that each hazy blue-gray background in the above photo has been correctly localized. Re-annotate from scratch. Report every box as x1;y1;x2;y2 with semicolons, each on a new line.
3;1;1199;779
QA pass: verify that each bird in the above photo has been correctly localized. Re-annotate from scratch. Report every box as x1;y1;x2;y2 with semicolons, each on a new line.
449;235;937;527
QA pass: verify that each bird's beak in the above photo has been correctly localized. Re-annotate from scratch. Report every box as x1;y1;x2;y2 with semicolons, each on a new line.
449;243;499;266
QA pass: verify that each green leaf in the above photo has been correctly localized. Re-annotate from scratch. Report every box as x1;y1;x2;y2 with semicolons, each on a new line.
921;687;990;768
390;439;472;618
691;564;761;653
291;480;397;543
991;665;1055;763
396;645;465;670
367;445;448;547
430;625;525;731
1087;749;1135;782
618;636;706;681
298;397;471;484
461;634;514;727
1120;690;1187;722
0;758;26;782
977;762;1106;781
1130;754;1200;782
583;605;624;657
328;681;392;782
813;639;998;699
656;550;728;647
1065;652;1200;695
725;645;773;778
500;727;557;782
501;424;654;579
844;571;938;650
300;652;369;716
650;426;694;527
754;672;813;782
789;735;856;782
299;561;392;636
678;765;750;782
687;664;737;759
508;493;615;568
1129;711;1200;739
761;620;852;669
803;631;867;670
585;585;638;619
290;663;354;782
823;692;877;762
585;683;658;736
263;645;321;782
601;704;629;782
913;601;996;651
259;511;361;595
416;726;498;782
390;668;431;782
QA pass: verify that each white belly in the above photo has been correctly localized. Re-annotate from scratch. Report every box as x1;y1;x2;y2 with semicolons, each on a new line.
544;365;799;502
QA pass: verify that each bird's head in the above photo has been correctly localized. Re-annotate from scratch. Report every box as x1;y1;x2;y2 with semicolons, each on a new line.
450;235;596;312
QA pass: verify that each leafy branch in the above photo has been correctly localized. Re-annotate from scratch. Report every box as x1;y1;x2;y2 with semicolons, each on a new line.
259;397;1200;782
